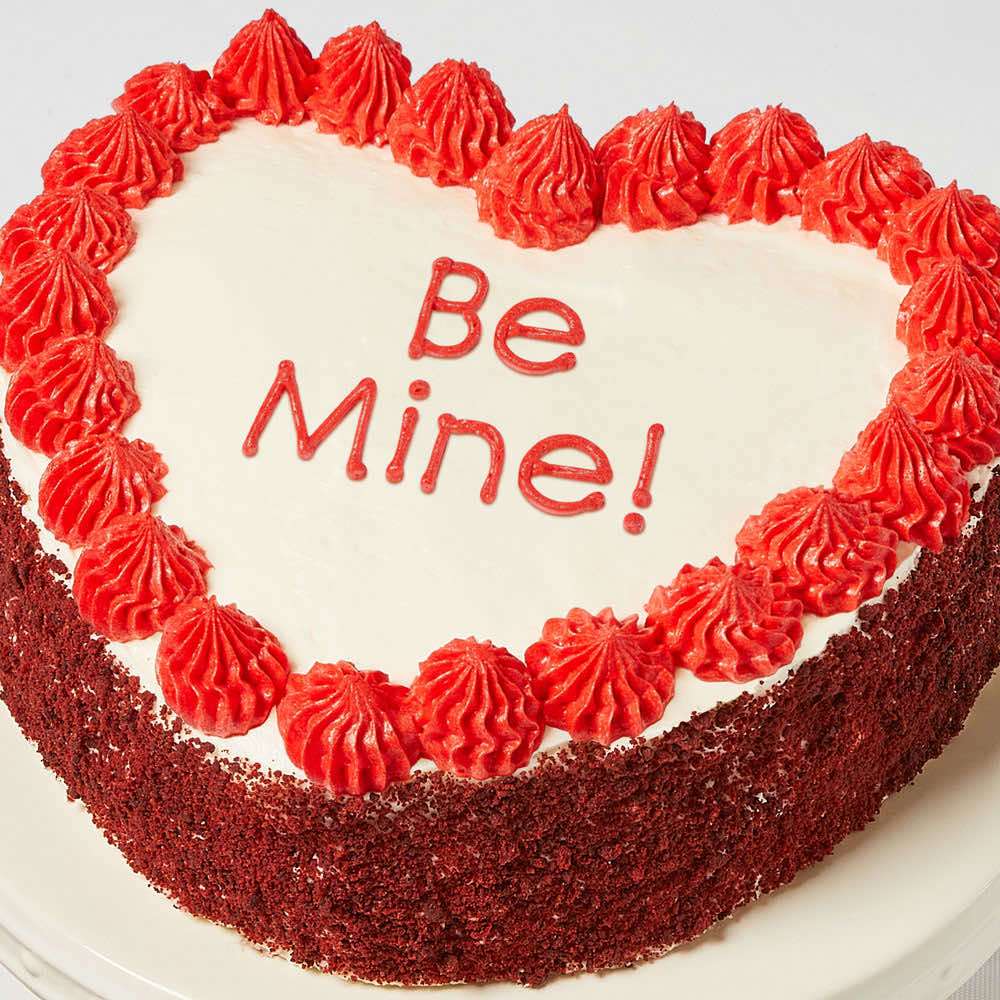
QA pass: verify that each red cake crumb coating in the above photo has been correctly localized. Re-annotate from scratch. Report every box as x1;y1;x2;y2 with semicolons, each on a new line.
387;60;514;186
889;350;1000;472
878;182;1000;284
896;259;1000;365
0;437;998;985
646;558;803;682
5;336;139;457
157;596;289;738
0;247;117;371
799;134;933;248
114;63;233;152
38;433;167;548
736;487;898;616
278;661;420;794
475;106;602;250
73;512;210;642
307;22;411;147
41;110;182;209
212;9;318;126
405;638;543;778
707;105;823;224
834;403;970;551
595;103;712;231
0;188;135;275
525;608;674;744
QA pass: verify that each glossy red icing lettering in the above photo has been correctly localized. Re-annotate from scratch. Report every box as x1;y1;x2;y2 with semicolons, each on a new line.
420;413;505;503
518;434;612;516
408;257;489;360
632;422;664;507
493;297;585;376
623;512;645;534
386;405;419;484
242;360;375;478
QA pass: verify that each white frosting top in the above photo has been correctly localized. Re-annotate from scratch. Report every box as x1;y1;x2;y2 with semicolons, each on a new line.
6;120;916;774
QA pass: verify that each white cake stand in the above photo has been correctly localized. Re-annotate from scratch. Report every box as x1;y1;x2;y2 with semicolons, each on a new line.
1;674;999;1000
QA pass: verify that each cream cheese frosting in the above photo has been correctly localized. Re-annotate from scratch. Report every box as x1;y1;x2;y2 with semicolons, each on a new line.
5;119;920;775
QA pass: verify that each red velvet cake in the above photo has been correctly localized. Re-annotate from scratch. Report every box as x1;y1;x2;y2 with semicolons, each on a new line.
2;8;1000;986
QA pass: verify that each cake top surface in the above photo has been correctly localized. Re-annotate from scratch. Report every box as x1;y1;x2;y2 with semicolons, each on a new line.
3;8;998;790
6;119;907;770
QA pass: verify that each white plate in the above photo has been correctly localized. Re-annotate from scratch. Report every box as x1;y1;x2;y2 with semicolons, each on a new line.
1;670;999;1000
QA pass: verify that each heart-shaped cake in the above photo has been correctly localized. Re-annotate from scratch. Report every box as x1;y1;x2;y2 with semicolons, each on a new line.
2;8;1000;987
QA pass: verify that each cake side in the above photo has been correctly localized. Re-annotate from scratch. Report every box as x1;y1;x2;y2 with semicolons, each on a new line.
1;437;995;985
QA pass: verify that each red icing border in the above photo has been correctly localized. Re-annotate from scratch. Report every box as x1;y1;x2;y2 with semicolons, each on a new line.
3;9;999;802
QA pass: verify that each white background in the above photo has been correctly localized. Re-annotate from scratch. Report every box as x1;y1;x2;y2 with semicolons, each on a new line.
1;0;999;996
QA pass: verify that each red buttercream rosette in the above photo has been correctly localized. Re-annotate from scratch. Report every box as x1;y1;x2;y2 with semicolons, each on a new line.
5;336;139;456
878;182;1000;285
474;105;602;250
277;661;421;795
707;105;823;224
595;103;712;231
387;59;514;187
212;9;318;126
41;110;182;210
525;608;673;744
73;512;210;642
833;403;970;551
645;558;803;683
404;638;544;778
0;188;135;276
0;247;117;371
799;134;933;248
114;63;233;152
736;487;899;617
307;22;411;146
889;350;1000;471
38;433;167;548
157;596;289;737
896;259;1000;366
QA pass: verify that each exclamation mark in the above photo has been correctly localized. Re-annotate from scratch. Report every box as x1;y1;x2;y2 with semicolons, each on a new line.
623;423;664;535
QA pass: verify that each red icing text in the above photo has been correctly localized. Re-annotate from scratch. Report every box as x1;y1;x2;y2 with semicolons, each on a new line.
245;260;663;534
242;359;376;478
